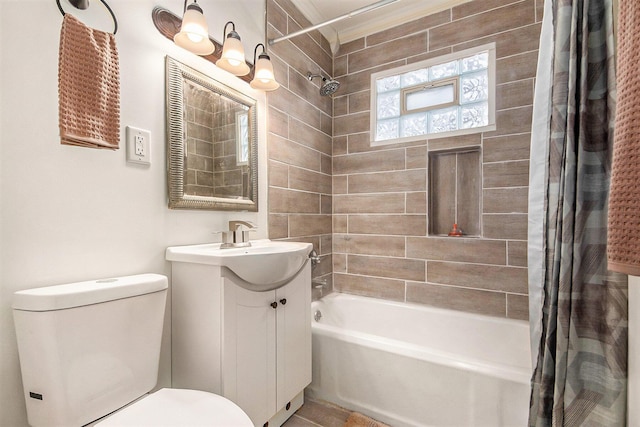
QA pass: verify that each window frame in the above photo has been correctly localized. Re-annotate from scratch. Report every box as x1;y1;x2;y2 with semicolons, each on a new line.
369;43;496;147
235;110;249;166
401;77;459;115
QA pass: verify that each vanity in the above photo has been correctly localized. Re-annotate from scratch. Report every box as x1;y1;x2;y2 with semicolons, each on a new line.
163;53;300;425
166;239;313;427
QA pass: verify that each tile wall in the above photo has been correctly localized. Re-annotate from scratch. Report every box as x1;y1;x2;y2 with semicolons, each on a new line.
331;0;541;320
266;0;334;290
210;102;250;198
185;81;216;197
267;0;542;319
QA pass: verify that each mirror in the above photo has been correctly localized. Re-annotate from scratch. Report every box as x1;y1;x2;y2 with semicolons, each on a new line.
166;56;258;211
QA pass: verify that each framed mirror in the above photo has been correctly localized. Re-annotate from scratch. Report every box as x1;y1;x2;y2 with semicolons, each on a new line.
166;56;258;211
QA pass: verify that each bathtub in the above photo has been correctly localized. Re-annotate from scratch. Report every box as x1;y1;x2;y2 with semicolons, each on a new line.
307;293;532;427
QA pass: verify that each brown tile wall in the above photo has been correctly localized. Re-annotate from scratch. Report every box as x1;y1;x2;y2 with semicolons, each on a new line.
267;0;334;293
211;105;250;198
185;82;215;197
266;0;538;318
330;0;540;320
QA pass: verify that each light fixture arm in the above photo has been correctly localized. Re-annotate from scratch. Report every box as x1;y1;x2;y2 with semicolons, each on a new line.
222;21;238;41
253;43;267;66
183;0;204;15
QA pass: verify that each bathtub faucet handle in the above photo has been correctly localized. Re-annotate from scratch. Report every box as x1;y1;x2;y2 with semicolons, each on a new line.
309;249;321;267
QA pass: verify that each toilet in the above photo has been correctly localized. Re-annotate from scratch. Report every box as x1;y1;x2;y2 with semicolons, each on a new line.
12;274;253;427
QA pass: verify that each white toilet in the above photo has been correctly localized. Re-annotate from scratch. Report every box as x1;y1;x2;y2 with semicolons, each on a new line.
12;273;253;427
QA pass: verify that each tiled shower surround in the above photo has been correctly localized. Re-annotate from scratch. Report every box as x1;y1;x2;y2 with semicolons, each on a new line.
266;0;542;320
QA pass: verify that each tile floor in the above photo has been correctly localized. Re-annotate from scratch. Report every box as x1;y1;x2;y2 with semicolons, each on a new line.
282;398;352;427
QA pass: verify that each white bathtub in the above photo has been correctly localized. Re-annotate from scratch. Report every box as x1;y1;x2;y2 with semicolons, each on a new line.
307;293;532;427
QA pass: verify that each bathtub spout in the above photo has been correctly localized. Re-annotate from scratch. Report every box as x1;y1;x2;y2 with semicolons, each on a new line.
312;277;327;299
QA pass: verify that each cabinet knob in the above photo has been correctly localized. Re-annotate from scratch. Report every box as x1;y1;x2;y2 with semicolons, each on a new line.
279;298;287;305
270;301;278;309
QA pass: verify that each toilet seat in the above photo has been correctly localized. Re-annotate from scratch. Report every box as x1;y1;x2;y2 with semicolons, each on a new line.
95;388;253;427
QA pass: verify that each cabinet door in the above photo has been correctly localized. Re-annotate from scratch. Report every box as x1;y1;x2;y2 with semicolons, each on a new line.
223;279;277;426
276;263;312;408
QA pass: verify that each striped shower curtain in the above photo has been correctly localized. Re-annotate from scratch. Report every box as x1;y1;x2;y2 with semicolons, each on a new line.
527;0;628;425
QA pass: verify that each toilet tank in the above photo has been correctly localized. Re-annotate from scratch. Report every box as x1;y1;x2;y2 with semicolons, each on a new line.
12;274;168;427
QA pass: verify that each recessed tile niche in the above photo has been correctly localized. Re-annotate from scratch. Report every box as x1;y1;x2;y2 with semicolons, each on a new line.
429;148;481;237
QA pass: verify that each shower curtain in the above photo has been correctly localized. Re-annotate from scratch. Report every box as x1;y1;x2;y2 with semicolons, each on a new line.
527;0;628;425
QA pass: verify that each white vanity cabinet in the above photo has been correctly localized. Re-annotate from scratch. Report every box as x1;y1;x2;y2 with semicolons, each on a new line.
170;261;311;427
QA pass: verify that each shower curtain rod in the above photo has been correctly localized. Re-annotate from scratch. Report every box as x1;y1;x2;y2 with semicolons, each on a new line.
268;0;400;45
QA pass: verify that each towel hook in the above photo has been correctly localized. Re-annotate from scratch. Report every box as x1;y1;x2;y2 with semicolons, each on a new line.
55;0;118;34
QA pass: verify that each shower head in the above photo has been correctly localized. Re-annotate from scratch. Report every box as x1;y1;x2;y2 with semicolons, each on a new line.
307;72;340;96
320;77;340;96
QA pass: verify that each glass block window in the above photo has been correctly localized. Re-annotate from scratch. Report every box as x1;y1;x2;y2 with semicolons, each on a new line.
370;44;496;145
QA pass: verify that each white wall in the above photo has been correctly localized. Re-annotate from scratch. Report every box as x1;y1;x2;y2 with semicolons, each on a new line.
0;1;267;425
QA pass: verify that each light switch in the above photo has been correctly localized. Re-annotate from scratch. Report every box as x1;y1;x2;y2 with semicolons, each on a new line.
126;126;151;165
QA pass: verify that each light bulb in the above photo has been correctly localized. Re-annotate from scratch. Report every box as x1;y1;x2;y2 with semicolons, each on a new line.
250;53;279;91
173;1;214;56
216;31;249;76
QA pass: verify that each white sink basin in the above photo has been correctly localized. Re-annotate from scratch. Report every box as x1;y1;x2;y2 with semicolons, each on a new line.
166;239;313;291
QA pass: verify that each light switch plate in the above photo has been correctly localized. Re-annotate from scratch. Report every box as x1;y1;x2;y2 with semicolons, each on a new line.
126;126;151;165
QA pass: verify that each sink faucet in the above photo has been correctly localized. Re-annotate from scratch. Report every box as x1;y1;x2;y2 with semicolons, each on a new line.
221;220;256;249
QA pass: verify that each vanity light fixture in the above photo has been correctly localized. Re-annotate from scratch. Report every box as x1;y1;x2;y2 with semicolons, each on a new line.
216;21;250;76
250;44;279;91
158;4;277;91
173;0;215;55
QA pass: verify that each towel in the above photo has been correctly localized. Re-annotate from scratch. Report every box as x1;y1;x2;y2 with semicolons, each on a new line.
58;14;120;149
607;0;640;275
343;412;390;427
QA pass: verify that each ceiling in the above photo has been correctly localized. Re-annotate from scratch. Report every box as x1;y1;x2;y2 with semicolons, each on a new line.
288;0;472;52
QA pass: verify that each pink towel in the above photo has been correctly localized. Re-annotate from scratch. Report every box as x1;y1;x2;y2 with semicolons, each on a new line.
607;0;640;274
58;14;120;149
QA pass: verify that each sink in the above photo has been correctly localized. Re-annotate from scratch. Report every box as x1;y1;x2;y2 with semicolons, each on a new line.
166;239;313;291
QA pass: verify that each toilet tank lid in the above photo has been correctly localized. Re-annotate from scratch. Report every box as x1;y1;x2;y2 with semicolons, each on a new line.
13;274;168;312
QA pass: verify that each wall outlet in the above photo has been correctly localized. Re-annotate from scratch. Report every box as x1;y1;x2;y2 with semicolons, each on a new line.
126;126;151;165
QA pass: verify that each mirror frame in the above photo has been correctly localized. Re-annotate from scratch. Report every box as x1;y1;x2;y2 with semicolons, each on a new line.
166;56;258;211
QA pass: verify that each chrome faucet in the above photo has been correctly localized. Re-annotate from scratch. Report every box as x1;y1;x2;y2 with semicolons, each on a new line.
309;249;321;267
221;220;256;248
312;277;327;300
